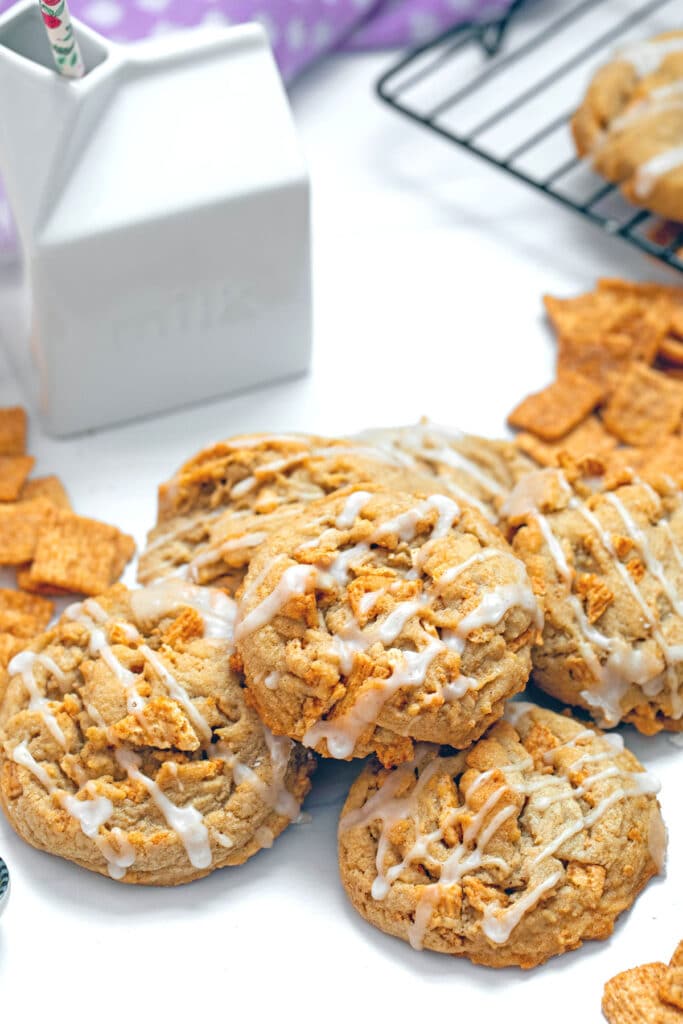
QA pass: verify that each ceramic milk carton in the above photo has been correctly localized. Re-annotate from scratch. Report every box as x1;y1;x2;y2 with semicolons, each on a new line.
0;1;311;435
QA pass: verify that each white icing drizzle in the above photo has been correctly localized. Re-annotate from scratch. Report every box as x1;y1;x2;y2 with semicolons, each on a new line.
115;746;211;870
635;144;683;198
238;492;537;757
8;651;68;749
335;490;373;529
10;584;301;879
617;36;683;77
341;715;662;950
504;471;683;724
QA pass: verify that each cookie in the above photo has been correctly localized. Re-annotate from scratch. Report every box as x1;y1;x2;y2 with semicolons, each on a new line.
0;581;314;885
236;486;540;765
503;467;683;733
138;432;436;595
572;31;683;221
338;704;664;969
356;422;533;523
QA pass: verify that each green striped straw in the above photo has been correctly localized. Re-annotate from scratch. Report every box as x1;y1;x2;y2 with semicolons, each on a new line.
39;0;85;78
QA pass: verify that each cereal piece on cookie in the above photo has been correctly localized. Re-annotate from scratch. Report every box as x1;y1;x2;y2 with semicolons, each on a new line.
0;455;35;501
0;580;315;884
602;363;683;445
0;498;55;565
27;510;135;596
236;487;540;764
339;704;663;969
503;467;683;732
515;416;617;468
19;474;71;510
0;407;27;455
507;372;603;441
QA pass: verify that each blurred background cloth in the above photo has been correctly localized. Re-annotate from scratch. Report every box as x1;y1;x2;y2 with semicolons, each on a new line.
0;0;511;80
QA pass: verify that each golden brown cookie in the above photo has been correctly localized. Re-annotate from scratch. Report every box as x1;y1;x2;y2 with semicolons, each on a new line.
0;581;314;885
138;432;436;594
572;31;683;221
503;467;683;733
356;422;533;523
339;704;664;969
236;486;540;765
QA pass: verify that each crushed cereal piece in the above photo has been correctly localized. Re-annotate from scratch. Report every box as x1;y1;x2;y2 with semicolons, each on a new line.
0;455;35;501
602;363;683;446
27;510;135;596
575;573;614;623
19;474;71;510
507;372;603;441
670;943;683;969
0;407;27;455
0;498;55;565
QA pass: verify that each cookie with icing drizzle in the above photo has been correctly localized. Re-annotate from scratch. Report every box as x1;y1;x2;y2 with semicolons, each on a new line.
355;422;533;524
0;581;314;885
138;432;437;595
504;468;683;733
338;703;664;968
235;487;540;764
572;31;683;222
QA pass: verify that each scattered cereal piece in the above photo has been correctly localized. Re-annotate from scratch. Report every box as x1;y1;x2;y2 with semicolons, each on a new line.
0;498;55;565
0;588;53;630
603;962;682;1023
660;967;683;1011
515;416;617;468
0;455;35;501
27;510;135;596
0;608;43;639
602;363;683;446
15;565;72;597
670;943;683;969
19;474;71;510
0;633;25;670
0;407;27;455
507;371;603;441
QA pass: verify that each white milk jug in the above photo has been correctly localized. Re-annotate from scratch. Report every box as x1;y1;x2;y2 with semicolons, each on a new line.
0;0;311;435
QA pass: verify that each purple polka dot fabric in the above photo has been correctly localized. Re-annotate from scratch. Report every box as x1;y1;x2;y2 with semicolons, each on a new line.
0;0;510;81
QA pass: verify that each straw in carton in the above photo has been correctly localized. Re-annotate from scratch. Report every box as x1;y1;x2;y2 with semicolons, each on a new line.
39;0;84;78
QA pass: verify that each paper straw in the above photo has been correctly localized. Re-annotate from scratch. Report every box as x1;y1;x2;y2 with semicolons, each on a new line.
39;0;85;78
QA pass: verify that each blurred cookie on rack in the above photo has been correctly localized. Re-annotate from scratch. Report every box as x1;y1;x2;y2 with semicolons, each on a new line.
572;31;683;221
338;703;664;968
0;580;314;885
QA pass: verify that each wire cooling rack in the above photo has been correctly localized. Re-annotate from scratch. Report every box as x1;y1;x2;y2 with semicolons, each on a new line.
377;0;683;273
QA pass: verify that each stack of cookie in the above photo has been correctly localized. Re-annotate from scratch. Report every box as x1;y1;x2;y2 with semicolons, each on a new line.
0;424;670;973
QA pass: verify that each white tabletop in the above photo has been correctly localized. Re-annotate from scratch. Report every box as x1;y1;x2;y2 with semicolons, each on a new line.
0;51;680;1024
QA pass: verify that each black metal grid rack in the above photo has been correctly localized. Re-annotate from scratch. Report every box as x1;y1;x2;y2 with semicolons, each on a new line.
377;0;683;273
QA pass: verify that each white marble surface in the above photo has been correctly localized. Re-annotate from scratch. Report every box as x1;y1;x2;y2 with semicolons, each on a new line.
0;50;681;1024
